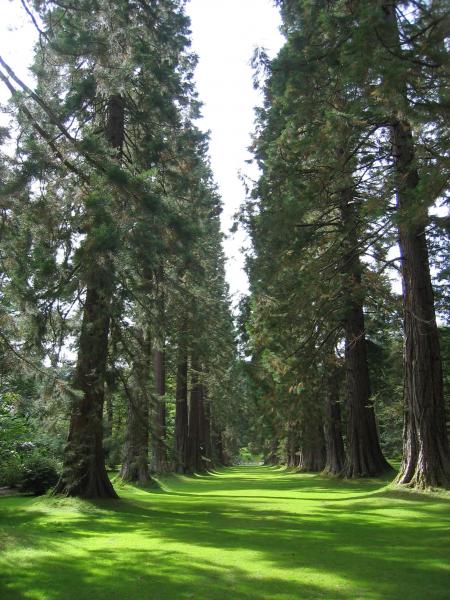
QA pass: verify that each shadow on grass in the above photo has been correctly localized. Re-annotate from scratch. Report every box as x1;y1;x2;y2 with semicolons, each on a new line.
0;467;449;600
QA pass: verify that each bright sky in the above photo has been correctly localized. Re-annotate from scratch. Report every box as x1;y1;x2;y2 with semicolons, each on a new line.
0;0;284;306
187;1;283;303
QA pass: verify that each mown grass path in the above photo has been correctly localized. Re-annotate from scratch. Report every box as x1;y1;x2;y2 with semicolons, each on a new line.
1;466;449;599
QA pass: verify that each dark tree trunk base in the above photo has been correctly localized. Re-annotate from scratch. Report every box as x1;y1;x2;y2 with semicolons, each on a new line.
119;463;152;485
396;446;450;489
54;466;117;499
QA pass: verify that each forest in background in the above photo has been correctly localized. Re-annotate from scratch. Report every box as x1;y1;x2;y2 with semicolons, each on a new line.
0;0;449;498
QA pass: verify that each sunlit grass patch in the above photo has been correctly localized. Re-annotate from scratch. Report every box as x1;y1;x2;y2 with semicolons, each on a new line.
0;467;449;600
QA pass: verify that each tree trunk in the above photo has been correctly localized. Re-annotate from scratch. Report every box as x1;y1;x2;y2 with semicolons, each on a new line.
286;422;299;467
392;117;449;488
104;383;114;467
151;347;169;473
187;353;205;473
200;384;213;469
120;330;151;484
54;286;117;498
55;95;124;498
174;334;189;473
297;412;326;472
120;386;151;484
263;439;279;466
382;1;450;489
323;361;345;476
341;193;392;478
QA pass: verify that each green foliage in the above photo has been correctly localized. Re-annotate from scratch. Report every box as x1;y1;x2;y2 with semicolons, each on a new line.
236;446;262;465
0;393;29;459
19;453;59;496
0;454;24;488
240;0;450;470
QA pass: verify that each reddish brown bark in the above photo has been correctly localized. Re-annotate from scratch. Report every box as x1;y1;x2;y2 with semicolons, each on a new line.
340;193;392;478
382;1;450;488
392;118;449;488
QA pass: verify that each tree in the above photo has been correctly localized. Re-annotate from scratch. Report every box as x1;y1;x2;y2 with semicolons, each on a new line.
378;0;450;487
243;0;391;477
1;0;199;496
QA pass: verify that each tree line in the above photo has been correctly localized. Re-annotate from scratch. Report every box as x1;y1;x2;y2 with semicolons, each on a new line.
1;0;449;498
240;0;450;489
0;0;239;498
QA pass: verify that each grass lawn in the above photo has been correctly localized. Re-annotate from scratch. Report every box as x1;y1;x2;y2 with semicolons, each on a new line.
0;466;449;599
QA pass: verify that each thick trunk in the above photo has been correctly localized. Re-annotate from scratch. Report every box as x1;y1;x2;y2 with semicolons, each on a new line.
286;423;299;467
151;348;169;473
263;439;279;466
174;335;189;473
120;331;151;484
120;385;151;484
392;119;449;487
341;194;392;478
54;95;124;498
323;363;345;476
54;286;117;498
382;2;450;488
297;413;326;472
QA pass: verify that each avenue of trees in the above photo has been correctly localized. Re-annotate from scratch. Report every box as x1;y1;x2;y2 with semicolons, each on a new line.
240;0;450;489
0;0;238;498
0;0;449;498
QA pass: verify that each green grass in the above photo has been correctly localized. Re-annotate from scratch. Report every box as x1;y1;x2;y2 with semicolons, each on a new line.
1;466;449;599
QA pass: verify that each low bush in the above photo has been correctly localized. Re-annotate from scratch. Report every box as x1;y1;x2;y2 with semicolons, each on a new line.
20;454;59;496
0;453;24;487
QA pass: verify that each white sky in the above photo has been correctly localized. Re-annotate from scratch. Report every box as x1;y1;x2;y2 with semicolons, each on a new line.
0;0;284;307
187;0;283;304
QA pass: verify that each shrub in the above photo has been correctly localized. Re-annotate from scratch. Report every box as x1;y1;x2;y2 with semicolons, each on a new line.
20;453;59;495
0;453;24;487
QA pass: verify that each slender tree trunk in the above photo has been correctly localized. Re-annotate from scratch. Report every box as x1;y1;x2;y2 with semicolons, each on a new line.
174;333;189;473
105;391;113;443
103;383;114;467
381;1;450;488
200;384;213;468
151;347;169;473
286;422;299;467
341;193;392;478
187;353;205;472
55;95;124;498
120;330;152;483
323;361;345;476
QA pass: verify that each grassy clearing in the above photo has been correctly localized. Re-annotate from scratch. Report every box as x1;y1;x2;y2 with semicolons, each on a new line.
0;466;449;599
